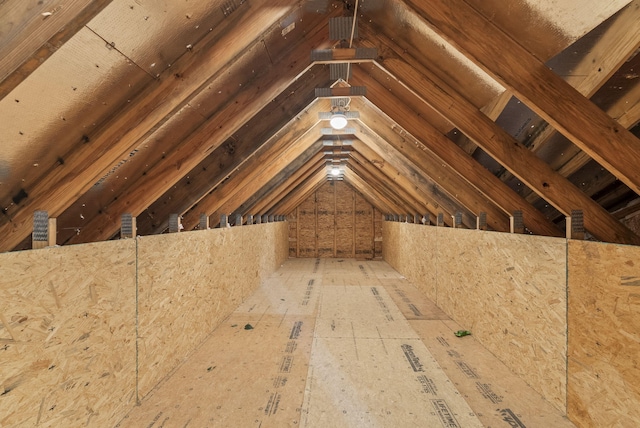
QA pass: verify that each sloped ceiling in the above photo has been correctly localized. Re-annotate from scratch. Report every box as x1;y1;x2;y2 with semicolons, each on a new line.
1;0;639;252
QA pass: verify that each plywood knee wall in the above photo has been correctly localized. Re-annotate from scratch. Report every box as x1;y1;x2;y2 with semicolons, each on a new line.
383;221;640;427
383;222;567;411
567;240;640;427
0;240;138;427
0;222;289;427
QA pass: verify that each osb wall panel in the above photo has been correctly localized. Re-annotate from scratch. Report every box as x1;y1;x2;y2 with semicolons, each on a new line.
436;228;567;412
402;224;438;302
260;222;289;273
382;221;401;270
355;192;373;259
382;223;568;412
136;223;287;399
297;196;317;258
568;240;640;428
316;182;335;257
0;240;137;428
290;181;377;258
336;182;355;258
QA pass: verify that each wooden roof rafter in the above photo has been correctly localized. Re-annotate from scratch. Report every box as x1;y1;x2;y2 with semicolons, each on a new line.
349;49;640;243
0;0;639;251
406;0;640;197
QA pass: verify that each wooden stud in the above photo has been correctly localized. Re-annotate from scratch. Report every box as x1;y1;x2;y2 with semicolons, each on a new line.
121;213;137;239
235;214;243;227
437;213;444;227
247;215;254;225
255;215;262;225
423;214;431;226
262;214;269;224
352;190;357;258
48;218;57;247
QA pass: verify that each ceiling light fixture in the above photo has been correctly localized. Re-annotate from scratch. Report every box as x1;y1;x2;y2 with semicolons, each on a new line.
329;113;348;130
331;167;341;176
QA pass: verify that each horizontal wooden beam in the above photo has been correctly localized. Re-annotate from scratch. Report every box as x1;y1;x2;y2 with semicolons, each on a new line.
315;86;367;97
310;47;378;63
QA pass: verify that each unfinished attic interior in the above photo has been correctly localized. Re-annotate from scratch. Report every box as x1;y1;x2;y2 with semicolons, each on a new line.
1;0;640;426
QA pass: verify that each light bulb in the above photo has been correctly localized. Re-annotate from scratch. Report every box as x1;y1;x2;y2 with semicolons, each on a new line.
331;167;341;176
329;113;348;130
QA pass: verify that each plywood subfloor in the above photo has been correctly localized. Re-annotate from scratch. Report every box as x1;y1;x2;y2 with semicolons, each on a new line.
116;259;574;428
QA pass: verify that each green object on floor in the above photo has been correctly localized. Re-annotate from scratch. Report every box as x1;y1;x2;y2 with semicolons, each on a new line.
454;330;471;337
244;324;254;330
